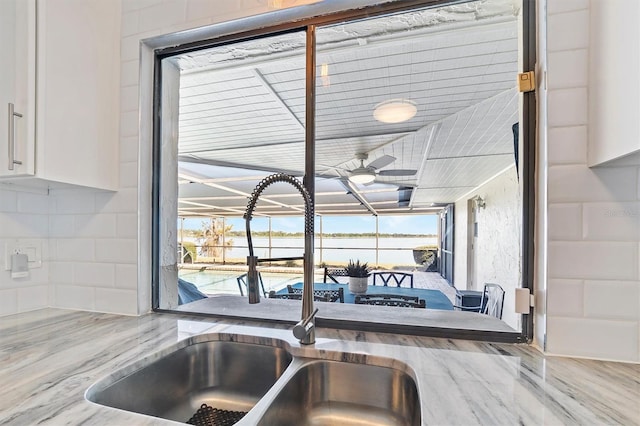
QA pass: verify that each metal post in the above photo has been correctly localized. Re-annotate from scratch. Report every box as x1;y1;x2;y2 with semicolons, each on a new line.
319;216;323;265
269;216;272;260
180;217;184;262
222;217;226;265
375;216;379;267
300;24;316;345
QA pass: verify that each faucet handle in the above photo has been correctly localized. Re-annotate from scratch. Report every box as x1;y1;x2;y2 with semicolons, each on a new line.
293;308;318;340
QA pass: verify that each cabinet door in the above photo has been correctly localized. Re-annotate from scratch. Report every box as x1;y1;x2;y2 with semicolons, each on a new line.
0;0;36;177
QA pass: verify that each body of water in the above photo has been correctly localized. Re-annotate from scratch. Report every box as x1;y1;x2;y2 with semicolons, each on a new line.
183;236;437;266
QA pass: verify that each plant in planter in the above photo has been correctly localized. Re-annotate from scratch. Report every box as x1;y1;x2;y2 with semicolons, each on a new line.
345;259;371;294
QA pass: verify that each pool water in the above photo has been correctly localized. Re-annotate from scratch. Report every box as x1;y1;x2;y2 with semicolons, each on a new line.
178;270;320;296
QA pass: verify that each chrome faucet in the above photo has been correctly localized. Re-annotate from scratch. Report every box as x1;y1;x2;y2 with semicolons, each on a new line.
244;173;316;345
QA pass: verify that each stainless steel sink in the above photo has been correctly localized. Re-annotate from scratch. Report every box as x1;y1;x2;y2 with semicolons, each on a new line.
86;339;292;423
257;359;421;426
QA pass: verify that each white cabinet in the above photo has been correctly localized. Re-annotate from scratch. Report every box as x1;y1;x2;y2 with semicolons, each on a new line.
0;0;120;190
589;0;640;167
0;0;37;177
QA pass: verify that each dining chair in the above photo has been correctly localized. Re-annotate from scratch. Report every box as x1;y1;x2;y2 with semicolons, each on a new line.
354;294;425;308
287;285;344;303
453;283;505;319
268;290;331;302
371;271;414;288
323;267;349;284
236;272;267;297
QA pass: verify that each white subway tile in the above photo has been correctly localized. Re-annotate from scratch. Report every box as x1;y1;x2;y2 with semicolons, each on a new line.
547;0;589;15
116;264;138;289
546;317;638;362
95;189;138;214
121;34;142;63
16;192;49;214
584;280;640;320
0;190;17;213
549;241;638;280
121;11;140;37
120;110;140;138
95;239;137;264
49;216;75;238
120;162;139;189
117;214;138;238
54;284;95;311
140;0;187;33
95;288;138;315
51;192;96;214
548;165;638;203
18;285;49;312
547;126;587;165
25;263;48;284
120;60;140;88
122;0;163;13
56;239;95;262
583;202;640;241
74;214;118;238
548;204;582;240
187;0;239;21
120;136;139;163
1;214;49;238
547;10;589;52
548;49;588;89
120;85;139;113
548;88;588;127
0;289;18;316
49;262;73;284
74;263;116;287
547;279;584;317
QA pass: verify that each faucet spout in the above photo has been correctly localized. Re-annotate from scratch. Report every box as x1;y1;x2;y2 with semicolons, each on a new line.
244;173;316;344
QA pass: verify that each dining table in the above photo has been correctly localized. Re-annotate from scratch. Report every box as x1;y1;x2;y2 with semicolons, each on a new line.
280;282;454;310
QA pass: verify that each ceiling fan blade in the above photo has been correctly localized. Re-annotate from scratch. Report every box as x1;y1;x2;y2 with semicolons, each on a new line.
367;155;396;170
377;169;418;176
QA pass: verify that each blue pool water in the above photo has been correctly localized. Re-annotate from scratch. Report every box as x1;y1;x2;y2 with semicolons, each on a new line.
178;270;322;296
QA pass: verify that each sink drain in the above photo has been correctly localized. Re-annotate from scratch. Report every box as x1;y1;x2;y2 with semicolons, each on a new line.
186;404;247;426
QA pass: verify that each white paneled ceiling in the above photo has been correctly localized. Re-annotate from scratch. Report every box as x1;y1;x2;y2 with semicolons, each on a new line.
175;0;521;218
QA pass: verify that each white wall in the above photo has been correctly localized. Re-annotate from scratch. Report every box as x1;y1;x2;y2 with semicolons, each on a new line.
454;166;521;330
0;186;49;316
544;0;640;362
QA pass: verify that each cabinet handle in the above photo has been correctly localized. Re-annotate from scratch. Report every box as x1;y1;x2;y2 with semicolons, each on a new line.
8;103;23;171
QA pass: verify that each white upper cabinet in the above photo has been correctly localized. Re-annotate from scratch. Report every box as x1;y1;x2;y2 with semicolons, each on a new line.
0;0;37;177
0;0;120;190
589;0;640;166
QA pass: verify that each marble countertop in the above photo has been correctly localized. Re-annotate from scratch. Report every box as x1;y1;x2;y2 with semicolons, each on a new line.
1;309;638;425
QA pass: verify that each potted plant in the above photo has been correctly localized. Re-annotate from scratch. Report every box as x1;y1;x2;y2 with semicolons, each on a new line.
346;259;371;294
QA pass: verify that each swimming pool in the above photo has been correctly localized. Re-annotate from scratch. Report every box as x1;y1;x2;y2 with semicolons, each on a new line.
178;270;314;296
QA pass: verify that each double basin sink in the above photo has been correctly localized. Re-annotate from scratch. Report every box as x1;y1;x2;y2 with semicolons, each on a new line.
86;334;421;425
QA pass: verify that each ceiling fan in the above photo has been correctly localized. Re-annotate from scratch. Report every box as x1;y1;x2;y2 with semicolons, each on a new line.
347;153;417;184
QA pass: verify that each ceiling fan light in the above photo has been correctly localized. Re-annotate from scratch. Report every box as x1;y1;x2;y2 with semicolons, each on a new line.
348;169;376;184
373;99;417;124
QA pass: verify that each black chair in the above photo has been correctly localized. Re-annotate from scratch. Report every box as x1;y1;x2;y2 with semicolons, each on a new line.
354;293;425;308
453;283;505;319
287;285;344;303
323;267;349;284
268;290;331;302
371;271;414;288
236;272;267;297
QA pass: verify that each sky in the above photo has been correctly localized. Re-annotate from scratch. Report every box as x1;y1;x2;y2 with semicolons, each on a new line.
181;214;438;235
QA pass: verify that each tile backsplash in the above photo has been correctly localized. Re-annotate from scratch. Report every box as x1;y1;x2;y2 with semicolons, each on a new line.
0;187;49;316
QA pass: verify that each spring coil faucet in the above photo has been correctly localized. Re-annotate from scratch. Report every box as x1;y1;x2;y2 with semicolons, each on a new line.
244;173;316;344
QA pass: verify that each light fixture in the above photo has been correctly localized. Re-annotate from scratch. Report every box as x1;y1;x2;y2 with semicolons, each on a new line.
348;168;376;184
473;195;486;209
373;99;417;124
